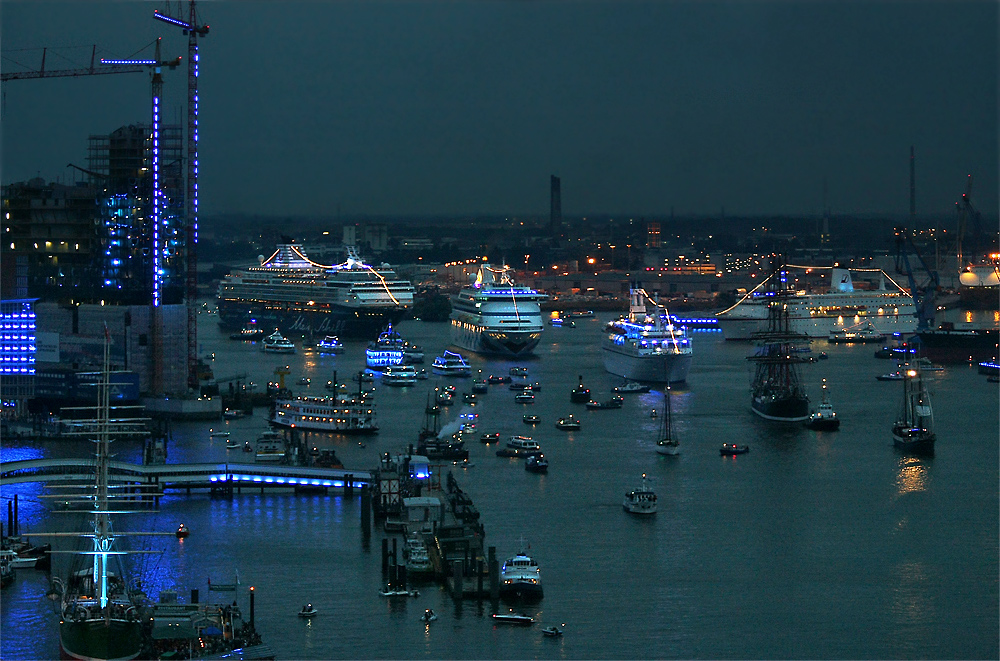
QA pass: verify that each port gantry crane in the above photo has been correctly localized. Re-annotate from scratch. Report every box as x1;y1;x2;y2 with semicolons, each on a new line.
154;1;210;391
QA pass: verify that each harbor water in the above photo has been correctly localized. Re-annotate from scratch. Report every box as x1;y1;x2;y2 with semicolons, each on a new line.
2;309;998;659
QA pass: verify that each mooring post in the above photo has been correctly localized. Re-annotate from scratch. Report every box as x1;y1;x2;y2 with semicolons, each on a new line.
361;487;371;538
488;546;499;601
345;474;353;497
381;538;389;574
452;560;464;601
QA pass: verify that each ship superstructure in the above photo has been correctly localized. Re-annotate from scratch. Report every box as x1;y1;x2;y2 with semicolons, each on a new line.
717;267;916;339
601;287;692;383
450;264;546;356
217;244;414;337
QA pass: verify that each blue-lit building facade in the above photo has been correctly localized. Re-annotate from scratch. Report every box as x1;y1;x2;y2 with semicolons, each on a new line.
0;299;37;417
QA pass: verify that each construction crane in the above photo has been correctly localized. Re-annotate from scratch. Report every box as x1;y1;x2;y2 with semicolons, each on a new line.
154;1;210;391
955;174;986;269
1;45;179;81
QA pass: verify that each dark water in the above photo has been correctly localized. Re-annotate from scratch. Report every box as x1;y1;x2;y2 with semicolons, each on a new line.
3;310;998;660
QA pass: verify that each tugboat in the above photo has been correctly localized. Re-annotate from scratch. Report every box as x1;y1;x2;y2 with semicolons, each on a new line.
805;379;841;431
524;454;549;473
175;523;190;538
891;364;936;455
555;415;581;431
720;443;750;456
655;386;680;455
747;262;810;421
570;376;591;403
623;474;657;515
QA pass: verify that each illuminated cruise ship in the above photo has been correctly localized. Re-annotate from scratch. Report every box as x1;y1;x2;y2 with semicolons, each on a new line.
217;244;414;338
602;288;693;383
716;267;917;340
450;263;547;356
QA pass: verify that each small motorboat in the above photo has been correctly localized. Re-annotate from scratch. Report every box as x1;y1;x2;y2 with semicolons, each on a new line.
463;393;477;403
492;611;535;626
175;523;189;538
525;454;548;473
510;366;529;377
720;444;749;456
877;370;905;381
298;604;318;618
222;409;246;420
378;588;419;598
209;430;230;438
226;439;241;449
488;374;512;384
480;433;501;444
421;609;438;623
523;415;540;425
614;381;650;394
242;442;253;453
541;625;564;638
570;376;590;403
515;392;535;404
555;416;580;431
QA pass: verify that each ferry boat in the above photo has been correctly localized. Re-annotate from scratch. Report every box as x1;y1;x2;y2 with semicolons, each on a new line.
217;243;414;338
602;287;693;383
229;319;265;341
499;545;543;602
892;364;936;455
827;321;886;344
255;432;286;463
315;335;345;354
272;382;378;435
261;330;296;354
404;533;434;575
623;474;657;516
717;267;916;340
449;263;547;356
365;324;414;369
432;350;472;377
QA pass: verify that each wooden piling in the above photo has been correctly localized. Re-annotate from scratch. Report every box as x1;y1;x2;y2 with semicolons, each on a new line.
381;538;389;574
488;546;499;601
360;487;371;538
345;474;353;497
452;561;464;601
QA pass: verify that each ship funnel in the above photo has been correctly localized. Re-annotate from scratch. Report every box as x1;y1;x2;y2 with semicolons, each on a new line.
830;268;853;293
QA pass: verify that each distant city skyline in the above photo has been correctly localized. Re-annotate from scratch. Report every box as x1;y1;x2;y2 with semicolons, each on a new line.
2;1;997;219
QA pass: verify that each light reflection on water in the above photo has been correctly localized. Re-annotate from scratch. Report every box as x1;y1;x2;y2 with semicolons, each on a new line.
895;457;929;495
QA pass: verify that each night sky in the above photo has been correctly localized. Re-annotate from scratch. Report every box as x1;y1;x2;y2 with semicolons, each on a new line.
1;1;997;219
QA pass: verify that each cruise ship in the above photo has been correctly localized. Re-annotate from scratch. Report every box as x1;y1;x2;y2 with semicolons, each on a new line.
217;243;415;338
716;267;916;339
449;263;547;356
601;288;693;383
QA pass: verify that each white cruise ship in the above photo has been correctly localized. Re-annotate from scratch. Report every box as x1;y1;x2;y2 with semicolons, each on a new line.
449;263;547;356
218;243;415;337
602;288;693;383
716;267;917;340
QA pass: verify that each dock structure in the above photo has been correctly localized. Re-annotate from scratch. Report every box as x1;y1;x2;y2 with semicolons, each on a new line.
371;454;496;600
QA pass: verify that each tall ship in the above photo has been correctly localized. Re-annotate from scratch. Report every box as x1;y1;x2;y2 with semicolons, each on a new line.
601;287;692;383
717;267;916;340
217;243;415;337
272;379;378;434
449;263;547;356
44;335;153;661
892;364;936;455
747;267;811;422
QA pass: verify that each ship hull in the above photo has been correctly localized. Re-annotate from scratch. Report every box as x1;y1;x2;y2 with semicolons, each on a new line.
60;619;142;661
751;395;811;422
217;301;407;339
718;312;916;340
601;345;692;383
913;328;998;363
892;426;936;455
498;581;544;603
449;320;542;357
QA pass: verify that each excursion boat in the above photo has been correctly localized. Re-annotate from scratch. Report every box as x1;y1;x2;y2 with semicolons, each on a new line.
524;454;549;473
623;473;657;516
315;335;345;354
255;433;287;463
499;544;543;602
402;342;425;364
603;287;693;383
230;319;265;341
555;416;580;431
614;381;650;394
261;329;296;354
570;376;591;403
432;350;472;377
892;364;936;455
217;243;414;338
383;365;418;387
716;267;916;340
272;381;378;435
827;321;886;344
496;436;543;457
655;386;680;455
366;324;407;369
404;533;434;576
805;379;841;431
720;444;750;456
450;262;547;356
